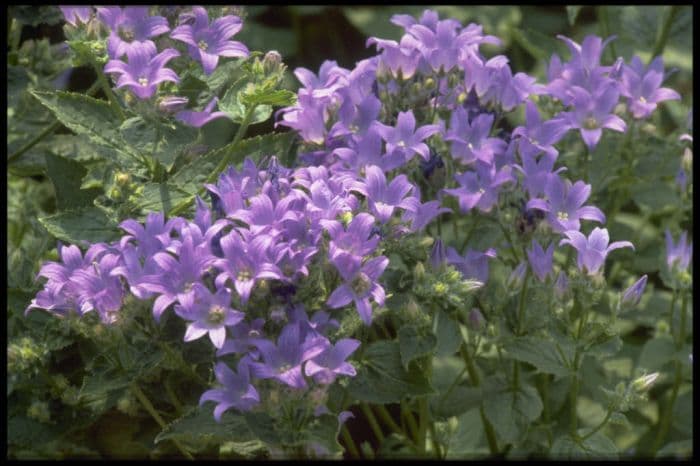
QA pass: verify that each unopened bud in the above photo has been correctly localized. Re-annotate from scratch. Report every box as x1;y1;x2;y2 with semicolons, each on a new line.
457;92;467;104
621;275;647;309
158;95;188;114
681;147;692;172
114;172;130;186
263;50;283;74
429;239;447;271
414;262;426;280
632;372;660;392
468;308;485;330
554;271;569;300
507;262;527;289
340;211;353;226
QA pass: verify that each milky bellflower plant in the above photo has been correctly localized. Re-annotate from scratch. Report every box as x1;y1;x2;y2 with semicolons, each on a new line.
104;46;179;100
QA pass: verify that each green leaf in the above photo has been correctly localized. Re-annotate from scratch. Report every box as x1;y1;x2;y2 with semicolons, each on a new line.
31;90;139;165
305;413;344;459
119;117;198;172
78;370;131;414
551;431;618;459
398;324;437;368
431;385;482;420
511;28;568;61
44;152;101;210
444;408;489;459
482;376;543;444
170;131;297;191
637;336;676;371
671;389;693;436
243;411;282;446
656;439;693;458
503;336;571;379
219;440;268;459
347;340;434;404
433;310;462;357
241;89;297;107
135;182;193;215
566;6;583;25
39;207;120;246
219;79;273;125
156;406;255;452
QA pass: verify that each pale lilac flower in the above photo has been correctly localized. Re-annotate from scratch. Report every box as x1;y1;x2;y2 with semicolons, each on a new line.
97;6;169;59
526;176;605;233
444;162;514;213
69;252;125;324
200;360;259;421
507;262;527;289
104;46;180;100
367;35;422;80
402;198;450;232
561;84;626;150
118;212;185;258
527;239;555;282
216;318;266;357
176;97;230;128
327;254;389;325
514;150;566;199
445;108;506;166
559;227;634;275
305;338;361;385
665;230;692;272
60;6;92;26
158;96;189;114
170;6;249;75
512;101;570;160
374;110;441;162
174;283;244;349
327;213;379;264
620;56;680;119
554;271;569;300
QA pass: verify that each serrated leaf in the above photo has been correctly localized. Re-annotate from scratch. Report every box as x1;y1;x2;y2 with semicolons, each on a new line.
120;117;198;172
656;439;693;458
170;131;296;192
638;336;676;371
434;310;462;357
347;340;433;404
609;411;630;427
444;408;489;459
78;370;130;413
219;440;268;459
44;152;101;210
431;385;482;420
135;182;193;215
305;414;344;459
39;207;120;246
219;80;273;125
242;89;296;107
482;376;543;444
398;324;437;368
503;336;571;379
156;406;254;451
30;90;138;165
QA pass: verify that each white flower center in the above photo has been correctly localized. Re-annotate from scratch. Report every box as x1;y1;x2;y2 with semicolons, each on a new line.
207;305;226;325
198;40;208;51
138;77;148;87
557;211;569;221
583;117;599;130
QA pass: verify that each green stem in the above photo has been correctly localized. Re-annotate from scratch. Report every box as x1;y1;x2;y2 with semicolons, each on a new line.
652;6;681;58
459;343;499;455
340;424;361;459
517;267;531;336
169;105;257;217
581;408;613;441
94;62;125;121
401;401;419;444
569;291;588;438
417;398;429;454
373;404;403;436
677;291;688;350
428;419;442;458
668;290;677;340
131;384;194;460
597;7;617;61
360;402;385;444
164;377;183;416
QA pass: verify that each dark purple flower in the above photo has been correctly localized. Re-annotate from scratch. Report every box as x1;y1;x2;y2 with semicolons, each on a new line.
621;275;647;308
620;56;680;119
327;254;389;325
374;110;441;162
174;283;244;349
665;229;692;272
526;176;605;233
170;6;249;75
97;6;169;59
104;46;180;100
249;322;329;389
214;232;283;305
444;161;514;213
512;101;570;160
305;338;361;385
445;108;506;166
526;239;555;282
352;165;416;224
60;6;92;26
176;97;230;127
200;359;259;421
559;227;634;275
561;84;625;150
446;246;496;284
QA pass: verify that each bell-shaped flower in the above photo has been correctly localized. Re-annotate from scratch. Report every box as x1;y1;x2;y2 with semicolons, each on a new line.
104;46;180;100
305;338;361;385
620;56;680;119
199;359;259;421
327;254;389;325
97;6;169;59
373;110;441;163
561;84;625;150
526;176;605;233
559;227;634;275
444;161;514;213
526;239;555;282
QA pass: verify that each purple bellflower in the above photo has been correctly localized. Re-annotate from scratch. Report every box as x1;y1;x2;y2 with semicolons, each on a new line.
373;110;441;163
446;246;497;284
526;239;555;282
353;165;416;224
200;360;260;421
119;212;185;259
170;6;249;75
174;283;244;349
249;322;329;389
176;97;230;128
69;252;125;324
327;213;380;264
526;176;605;233
621;275;647;308
327;254;389;325
444;161;514;213
514;150;566;199
104;46;180;100
665;229;692;272
60;6;92;26
512;101;570;160
562;84;626;150
559;227;634;275
216;318;266;358
620;56;680;119
97;6;170;59
305;338;361;385
445;108;506;166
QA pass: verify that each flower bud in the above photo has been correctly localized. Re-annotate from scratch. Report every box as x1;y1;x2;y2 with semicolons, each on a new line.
158;95;188;114
27;401;51;423
414;262;426;280
263;50;283;74
468;308;485;330
507;262;527;289
632;372;660;392
114;172;131;186
554;271;569;300
429;239;447;271
621;275;647;309
681;147;693;172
